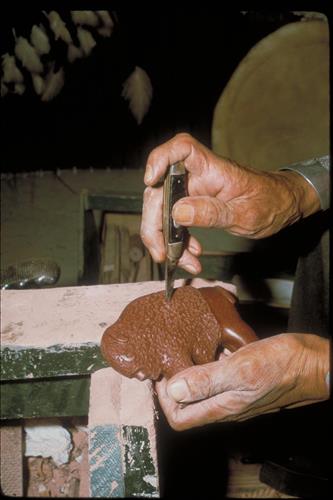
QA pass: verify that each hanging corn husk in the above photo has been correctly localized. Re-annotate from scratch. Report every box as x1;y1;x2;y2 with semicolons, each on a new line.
97;11;114;38
2;53;24;83
97;26;113;38
121;66;153;124
77;27;96;56
1;82;9;97
14;36;43;73
71;11;99;27
45;11;72;45
96;11;114;28
41;65;64;101
30;25;51;55
14;82;25;95
32;73;45;95
67;43;83;63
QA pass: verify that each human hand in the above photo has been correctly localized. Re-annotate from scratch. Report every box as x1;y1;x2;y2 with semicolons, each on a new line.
141;133;320;274
155;333;329;430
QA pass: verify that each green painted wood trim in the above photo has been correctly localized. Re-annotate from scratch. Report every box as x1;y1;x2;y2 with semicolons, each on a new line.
86;192;143;213
0;376;90;419
123;425;159;497
1;343;108;381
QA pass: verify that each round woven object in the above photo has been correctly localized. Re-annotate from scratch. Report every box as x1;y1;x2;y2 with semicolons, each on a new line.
212;21;329;171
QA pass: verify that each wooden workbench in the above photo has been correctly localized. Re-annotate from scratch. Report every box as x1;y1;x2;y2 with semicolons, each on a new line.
1;278;235;497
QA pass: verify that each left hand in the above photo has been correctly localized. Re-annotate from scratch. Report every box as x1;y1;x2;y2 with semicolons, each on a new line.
155;333;329;431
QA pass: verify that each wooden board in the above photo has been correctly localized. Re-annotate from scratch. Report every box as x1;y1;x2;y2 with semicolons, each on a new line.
88;368;159;497
1;279;235;351
1;279;236;420
0;424;24;497
1;377;90;419
227;457;297;498
3;280;240;495
99;213;160;285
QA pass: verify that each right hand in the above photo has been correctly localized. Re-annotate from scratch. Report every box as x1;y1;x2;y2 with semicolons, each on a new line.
140;133;320;274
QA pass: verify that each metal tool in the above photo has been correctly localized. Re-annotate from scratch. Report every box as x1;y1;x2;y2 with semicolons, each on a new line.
163;161;189;300
1;259;60;289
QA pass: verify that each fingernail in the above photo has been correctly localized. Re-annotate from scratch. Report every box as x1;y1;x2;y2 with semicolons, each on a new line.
168;379;190;402
173;203;194;225
144;164;154;184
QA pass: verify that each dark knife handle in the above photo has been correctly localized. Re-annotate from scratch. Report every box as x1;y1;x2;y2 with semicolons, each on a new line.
163;162;189;261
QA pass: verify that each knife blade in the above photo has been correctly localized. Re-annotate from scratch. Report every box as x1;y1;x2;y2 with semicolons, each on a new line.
163;161;189;301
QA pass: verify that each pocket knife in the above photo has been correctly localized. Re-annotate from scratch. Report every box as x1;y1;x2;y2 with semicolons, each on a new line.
163;161;189;301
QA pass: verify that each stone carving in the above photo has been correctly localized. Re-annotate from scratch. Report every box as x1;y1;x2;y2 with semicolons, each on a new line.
101;286;257;380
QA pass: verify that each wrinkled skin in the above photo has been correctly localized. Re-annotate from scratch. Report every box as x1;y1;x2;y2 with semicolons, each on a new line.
156;333;329;430
101;286;257;380
140;133;320;274
138;133;328;429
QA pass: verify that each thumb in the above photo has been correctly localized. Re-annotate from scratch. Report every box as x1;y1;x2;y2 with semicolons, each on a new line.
172;196;231;228
166;362;228;403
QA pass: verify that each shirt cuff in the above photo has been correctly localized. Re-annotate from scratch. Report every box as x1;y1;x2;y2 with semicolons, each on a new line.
279;156;330;211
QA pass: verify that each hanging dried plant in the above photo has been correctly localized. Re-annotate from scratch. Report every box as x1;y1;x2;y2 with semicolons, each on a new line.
45;11;72;45
14;35;43;73
67;43;83;63
30;25;51;55
121;66;153;124
1;8;153;113
41;65;64;102
2;53;24;83
97;26;113;38
96;11;114;29
71;11;99;27
77;27;97;57
14;82;25;95
32;73;45;95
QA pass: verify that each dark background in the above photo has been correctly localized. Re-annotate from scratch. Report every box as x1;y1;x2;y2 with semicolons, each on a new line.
1;6;312;173
1;7;330;497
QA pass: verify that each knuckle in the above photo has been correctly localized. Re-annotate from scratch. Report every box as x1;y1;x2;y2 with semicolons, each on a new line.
202;200;220;227
188;366;214;398
173;132;194;150
174;132;193;142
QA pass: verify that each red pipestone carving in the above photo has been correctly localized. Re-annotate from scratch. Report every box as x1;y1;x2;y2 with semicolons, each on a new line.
101;286;257;380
